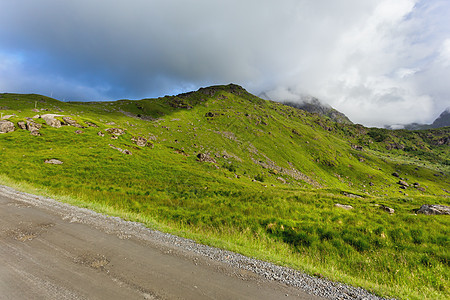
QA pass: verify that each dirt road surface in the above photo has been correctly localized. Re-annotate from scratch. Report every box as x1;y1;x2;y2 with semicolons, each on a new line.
0;186;323;300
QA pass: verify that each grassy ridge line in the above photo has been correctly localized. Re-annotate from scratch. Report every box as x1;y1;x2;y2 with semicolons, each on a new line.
1;88;449;299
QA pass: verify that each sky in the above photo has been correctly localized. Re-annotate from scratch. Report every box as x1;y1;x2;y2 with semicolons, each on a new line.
0;0;449;127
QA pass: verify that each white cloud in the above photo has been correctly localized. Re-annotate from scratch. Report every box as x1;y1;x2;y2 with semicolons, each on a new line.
439;39;450;66
0;0;449;126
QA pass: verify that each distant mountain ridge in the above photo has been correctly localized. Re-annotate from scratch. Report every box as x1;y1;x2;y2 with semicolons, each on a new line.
385;107;450;130
259;92;353;124
431;108;450;128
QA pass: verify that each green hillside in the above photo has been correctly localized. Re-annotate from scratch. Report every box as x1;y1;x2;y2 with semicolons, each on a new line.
0;85;449;299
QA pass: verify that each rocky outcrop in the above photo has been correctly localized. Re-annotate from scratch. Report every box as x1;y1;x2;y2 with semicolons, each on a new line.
417;204;450;215
0;120;15;133
26;121;42;136
41;114;63;128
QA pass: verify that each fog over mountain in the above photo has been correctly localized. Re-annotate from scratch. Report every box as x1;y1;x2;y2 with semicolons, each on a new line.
0;0;449;127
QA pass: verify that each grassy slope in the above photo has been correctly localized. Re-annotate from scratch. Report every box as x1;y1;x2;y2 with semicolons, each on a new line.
0;86;449;299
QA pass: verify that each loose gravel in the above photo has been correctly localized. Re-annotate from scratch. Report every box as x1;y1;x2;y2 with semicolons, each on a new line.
0;184;392;300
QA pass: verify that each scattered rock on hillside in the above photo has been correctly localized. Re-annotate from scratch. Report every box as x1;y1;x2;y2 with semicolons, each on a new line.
62;116;82;128
1;114;16;120
398;180;409;187
85;121;98;128
74;130;83;134
197;153;216;163
351;145;363;151
26;121;42;132
41;114;63;128
277;177;287;184
45;159;63;165
0;120;15;133
17;121;27;130
131;136;147;147
30;130;41;136
334;203;353;210
417;204;450;215
342;192;362;198
392;172;400;177
380;205;395;214
97;131;105;137
105;128;125;136
108;144;132;155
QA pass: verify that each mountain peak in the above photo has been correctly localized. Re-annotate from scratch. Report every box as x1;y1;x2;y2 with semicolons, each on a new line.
431;107;450;128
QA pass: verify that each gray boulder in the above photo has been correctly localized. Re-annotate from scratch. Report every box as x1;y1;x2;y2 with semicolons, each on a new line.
26;121;42;132
105;128;125;136
132;136;147;147
62;116;82;128
0;120;15;133
398;180;409;187
17;121;27;130
41;114;63;128
197;153;216;163
380;205;395;214
45;159;63;165
417;204;450;215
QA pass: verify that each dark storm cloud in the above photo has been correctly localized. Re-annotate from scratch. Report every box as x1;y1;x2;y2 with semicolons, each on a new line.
0;0;449;126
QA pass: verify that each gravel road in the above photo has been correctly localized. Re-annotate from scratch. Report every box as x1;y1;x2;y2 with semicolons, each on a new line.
0;185;388;299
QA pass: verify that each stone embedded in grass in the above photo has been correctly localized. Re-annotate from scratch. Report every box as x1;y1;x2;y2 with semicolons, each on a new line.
197;153;216;163
380;205;395;214
85;121;98;128
97;131;105;137
30;130;41;136
62;116;82;128
392;172;400;177
17;121;27;130
26;121;42;131
277;177;287;184
105;128;125;136
41;114;63;128
417;204;450;215
45;159;63;165
131;136;147;147
1;114;16;119
351;145;363;151
334;203;354;210
108;144;132;155
342;192;362;198
398;180;409;187
74;130;84;134
0;120;15;133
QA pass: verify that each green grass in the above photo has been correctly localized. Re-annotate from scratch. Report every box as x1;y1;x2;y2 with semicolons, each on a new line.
0;87;449;299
